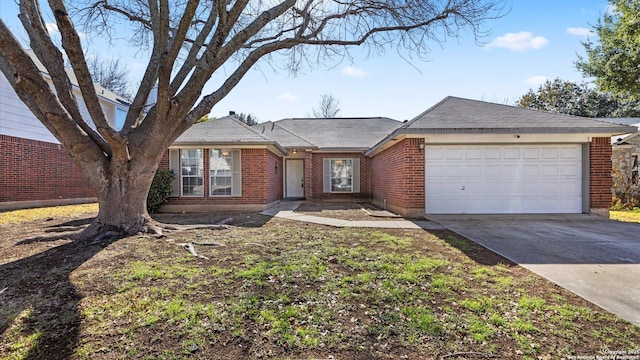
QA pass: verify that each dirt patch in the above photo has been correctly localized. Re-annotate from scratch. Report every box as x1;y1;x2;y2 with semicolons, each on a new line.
295;201;401;221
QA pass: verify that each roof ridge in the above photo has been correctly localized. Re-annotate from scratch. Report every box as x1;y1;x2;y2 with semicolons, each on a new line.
225;116;275;141
401;96;453;128
276;117;394;121
265;122;316;146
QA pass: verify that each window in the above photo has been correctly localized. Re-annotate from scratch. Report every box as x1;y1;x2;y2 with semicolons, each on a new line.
323;158;360;193
331;159;353;192
115;108;127;131
210;149;233;196
180;149;203;196
169;148;242;197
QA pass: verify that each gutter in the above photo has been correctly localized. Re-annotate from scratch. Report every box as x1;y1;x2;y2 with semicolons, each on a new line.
365;125;638;157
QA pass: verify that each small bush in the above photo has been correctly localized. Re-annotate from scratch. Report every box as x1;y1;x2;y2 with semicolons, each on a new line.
147;169;175;213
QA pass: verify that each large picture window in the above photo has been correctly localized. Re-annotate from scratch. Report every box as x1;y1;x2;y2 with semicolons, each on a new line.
210;149;233;196
180;149;203;196
323;158;360;193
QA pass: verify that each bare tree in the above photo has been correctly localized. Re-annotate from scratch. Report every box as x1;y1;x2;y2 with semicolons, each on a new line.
232;112;259;125
0;0;506;240
312;94;340;118
87;56;132;99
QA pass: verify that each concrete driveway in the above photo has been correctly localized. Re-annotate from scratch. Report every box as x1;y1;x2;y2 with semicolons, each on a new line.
429;214;640;326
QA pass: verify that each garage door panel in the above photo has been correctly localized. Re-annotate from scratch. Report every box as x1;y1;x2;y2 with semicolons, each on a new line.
542;147;559;159
425;144;582;214
465;165;483;177
445;165;464;177
561;164;579;176
504;148;521;159
446;148;464;160
561;147;580;159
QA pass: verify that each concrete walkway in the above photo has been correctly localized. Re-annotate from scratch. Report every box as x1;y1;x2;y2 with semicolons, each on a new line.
261;201;445;230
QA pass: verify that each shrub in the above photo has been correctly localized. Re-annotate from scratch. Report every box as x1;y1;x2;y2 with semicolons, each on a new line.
147;169;175;213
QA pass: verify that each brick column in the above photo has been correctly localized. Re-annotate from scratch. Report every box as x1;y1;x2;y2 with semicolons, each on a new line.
304;151;313;200
590;137;613;210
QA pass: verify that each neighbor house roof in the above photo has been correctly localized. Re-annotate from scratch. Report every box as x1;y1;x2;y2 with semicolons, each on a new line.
262;117;402;151
172;116;288;155
366;96;638;156
25;49;130;106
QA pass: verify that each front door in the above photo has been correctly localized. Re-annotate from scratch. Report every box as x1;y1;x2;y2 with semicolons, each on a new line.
286;159;305;198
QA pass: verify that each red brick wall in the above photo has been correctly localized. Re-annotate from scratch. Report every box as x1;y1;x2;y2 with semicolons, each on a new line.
590;137;613;209
303;152;371;202
266;150;283;203
370;138;425;215
0;135;94;202
162;148;281;206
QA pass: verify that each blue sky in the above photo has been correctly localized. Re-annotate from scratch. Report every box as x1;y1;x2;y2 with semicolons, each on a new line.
1;1;612;122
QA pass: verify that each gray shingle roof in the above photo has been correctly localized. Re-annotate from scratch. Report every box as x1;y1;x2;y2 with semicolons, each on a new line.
265;117;402;150
403;96;635;134
173;116;286;154
252;121;316;148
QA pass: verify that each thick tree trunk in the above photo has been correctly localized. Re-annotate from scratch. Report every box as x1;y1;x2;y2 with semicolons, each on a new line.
78;152;161;241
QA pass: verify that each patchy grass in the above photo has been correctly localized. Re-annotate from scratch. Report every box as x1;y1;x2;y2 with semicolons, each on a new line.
0;203;98;225
0;206;638;359
610;208;640;223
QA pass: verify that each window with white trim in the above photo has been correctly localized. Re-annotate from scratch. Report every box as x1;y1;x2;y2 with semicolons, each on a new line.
169;148;242;197
180;149;203;196
323;158;360;193
210;149;233;196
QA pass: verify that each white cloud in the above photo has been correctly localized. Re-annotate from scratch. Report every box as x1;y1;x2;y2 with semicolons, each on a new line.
524;75;549;87
485;31;549;51
566;27;593;37
341;66;368;78
45;22;86;38
278;92;298;102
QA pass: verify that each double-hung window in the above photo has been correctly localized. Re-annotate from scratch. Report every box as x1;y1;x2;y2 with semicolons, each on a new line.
210;149;233;196
180;149;203;196
169;148;242;197
323;158;360;193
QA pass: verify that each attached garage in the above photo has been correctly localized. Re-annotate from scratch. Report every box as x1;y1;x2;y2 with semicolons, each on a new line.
367;97;635;217
425;144;583;214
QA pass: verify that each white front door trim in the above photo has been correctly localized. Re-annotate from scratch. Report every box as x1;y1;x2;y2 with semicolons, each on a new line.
286;159;305;198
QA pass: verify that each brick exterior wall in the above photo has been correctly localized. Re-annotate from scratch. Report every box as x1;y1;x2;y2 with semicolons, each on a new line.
370;138;425;216
303;152;371;202
266;150;284;203
590;137;613;209
0;135;94;204
162;148;282;210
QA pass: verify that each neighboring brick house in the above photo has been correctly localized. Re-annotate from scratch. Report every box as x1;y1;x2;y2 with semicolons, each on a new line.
0;51;130;211
162;97;635;216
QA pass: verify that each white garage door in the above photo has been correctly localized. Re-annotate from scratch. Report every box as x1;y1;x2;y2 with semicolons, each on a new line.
425;144;583;214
